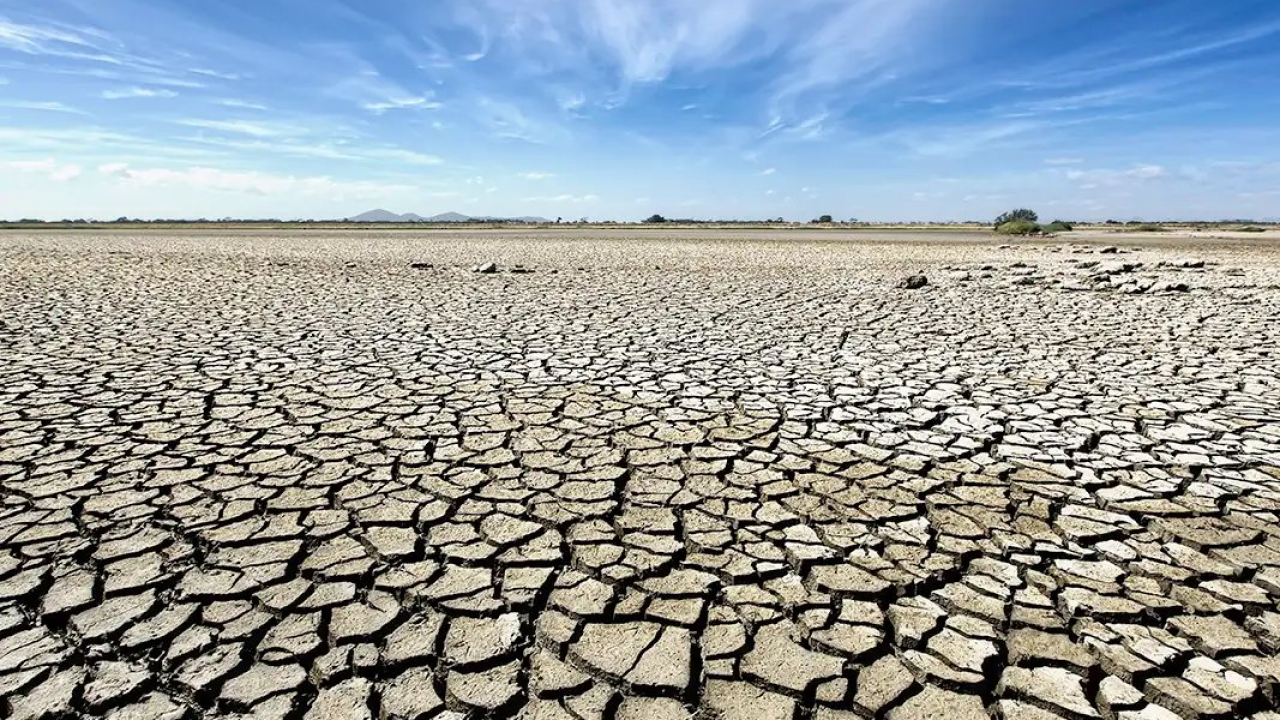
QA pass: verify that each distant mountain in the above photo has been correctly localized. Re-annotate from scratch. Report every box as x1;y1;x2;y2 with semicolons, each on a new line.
344;209;550;223
346;209;406;222
428;212;471;222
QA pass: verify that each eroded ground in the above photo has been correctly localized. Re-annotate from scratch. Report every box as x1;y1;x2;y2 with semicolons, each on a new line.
2;229;1279;720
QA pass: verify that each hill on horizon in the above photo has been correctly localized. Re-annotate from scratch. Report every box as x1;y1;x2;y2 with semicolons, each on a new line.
345;209;549;223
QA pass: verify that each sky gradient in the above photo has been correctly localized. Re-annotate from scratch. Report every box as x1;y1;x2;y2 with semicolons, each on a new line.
2;0;1279;221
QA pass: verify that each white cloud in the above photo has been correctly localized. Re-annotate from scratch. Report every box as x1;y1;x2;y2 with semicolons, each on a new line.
102;86;178;99
524;194;598;203
365;149;444;165
0;18;95;55
475;97;558;143
215;99;268;110
902;95;949;105
0;18;137;67
362;96;442;113
768;0;940;115
1044;157;1083;165
579;0;760;84
519;171;555;180
559;93;586;111
189;68;241;81
98;163;411;198
1065;165;1168;185
758;167;777;175
0;100;86;114
326;57;444;115
460;1;801;100
177;119;286;137
891;119;1040;157
6;158;82;181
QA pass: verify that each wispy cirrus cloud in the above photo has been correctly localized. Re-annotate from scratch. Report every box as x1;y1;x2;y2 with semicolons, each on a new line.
176;119;291;137
523;193;597;203
446;0;941;118
214;99;267;110
97;162;411;197
189;67;240;81
0;17;102;56
6;158;82;181
0;15;168;72
102;86;177;100
0;100;86;114
362;96;442;113
168;133;444;167
1064;165;1169;188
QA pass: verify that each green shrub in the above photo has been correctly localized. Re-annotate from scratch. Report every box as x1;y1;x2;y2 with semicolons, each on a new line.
1239;226;1266;233
994;208;1038;228
996;220;1042;235
1043;220;1074;233
1131;223;1167;232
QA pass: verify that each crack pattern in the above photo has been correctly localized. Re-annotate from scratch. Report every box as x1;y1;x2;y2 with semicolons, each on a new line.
1;231;1279;720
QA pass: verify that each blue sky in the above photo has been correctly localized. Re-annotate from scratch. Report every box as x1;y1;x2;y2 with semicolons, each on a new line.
2;0;1279;221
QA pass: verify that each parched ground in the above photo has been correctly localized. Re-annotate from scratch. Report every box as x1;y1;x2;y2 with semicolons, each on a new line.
2;229;1280;720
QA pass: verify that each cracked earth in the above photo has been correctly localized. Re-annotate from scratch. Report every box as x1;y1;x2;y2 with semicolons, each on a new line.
2;229;1280;720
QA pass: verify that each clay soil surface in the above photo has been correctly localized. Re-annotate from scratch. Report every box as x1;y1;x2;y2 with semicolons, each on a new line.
2;228;1280;719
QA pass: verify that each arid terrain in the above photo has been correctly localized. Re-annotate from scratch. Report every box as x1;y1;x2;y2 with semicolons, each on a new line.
2;228;1279;720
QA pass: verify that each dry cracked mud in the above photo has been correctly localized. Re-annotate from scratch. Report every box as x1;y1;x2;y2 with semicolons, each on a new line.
2;228;1279;720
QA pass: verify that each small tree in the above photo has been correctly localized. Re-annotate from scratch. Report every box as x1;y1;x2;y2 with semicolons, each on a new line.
996;220;1042;236
817;214;833;223
993;209;1038;228
644;214;667;224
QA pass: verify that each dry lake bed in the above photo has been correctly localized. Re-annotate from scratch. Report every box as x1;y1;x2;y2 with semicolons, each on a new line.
2;228;1280;720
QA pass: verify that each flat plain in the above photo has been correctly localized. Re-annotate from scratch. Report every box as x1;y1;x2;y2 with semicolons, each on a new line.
2;228;1280;720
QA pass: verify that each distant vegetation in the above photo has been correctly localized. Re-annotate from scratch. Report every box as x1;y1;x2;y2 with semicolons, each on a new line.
1104;220;1168;231
993;209;1038;228
996;220;1043;236
991;210;1079;236
1;215;1272;231
994;209;1046;236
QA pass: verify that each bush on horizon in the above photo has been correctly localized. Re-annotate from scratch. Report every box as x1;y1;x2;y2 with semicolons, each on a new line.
996;220;1042;235
993;208;1038;228
1043;220;1074;233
